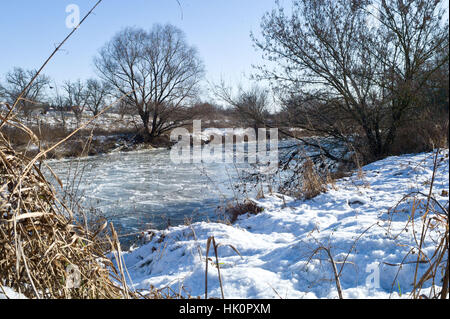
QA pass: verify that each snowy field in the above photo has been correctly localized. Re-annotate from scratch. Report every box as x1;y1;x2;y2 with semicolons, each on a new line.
120;149;449;299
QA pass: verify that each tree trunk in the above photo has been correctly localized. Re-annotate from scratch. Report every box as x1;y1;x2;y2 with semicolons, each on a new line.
139;110;153;142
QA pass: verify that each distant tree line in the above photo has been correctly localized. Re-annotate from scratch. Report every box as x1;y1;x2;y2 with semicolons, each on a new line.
0;67;113;126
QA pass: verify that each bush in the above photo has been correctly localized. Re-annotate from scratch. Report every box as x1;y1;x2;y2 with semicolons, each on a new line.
390;110;449;156
300;158;328;200
226;200;263;223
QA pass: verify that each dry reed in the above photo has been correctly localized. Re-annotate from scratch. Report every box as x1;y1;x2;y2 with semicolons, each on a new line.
0;135;136;298
0;0;142;299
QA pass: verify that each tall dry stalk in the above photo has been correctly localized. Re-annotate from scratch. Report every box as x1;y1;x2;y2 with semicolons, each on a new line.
0;0;142;299
204;236;241;299
384;149;449;299
0;141;136;298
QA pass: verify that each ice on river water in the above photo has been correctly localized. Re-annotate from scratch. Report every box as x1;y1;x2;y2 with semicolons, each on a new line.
44;147;257;246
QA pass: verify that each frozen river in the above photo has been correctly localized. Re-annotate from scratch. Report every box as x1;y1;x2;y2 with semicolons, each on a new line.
44;147;257;246
44;137;336;247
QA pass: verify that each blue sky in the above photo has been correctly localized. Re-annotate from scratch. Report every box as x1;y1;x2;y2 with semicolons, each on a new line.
0;0;284;97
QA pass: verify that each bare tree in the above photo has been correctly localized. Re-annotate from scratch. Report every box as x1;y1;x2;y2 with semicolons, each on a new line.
0;67;50;118
94;24;205;141
48;82;68;129
85;79;112;116
62;80;89;125
0;84;6;104
116;99;135;119
213;82;270;130
253;0;449;161
190;102;227;122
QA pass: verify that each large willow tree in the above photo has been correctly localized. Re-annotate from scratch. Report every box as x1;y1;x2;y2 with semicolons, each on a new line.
95;24;205;140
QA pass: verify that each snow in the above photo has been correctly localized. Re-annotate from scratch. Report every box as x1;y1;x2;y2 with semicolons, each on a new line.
25;110;140;132
0;287;27;299
121;149;449;299
2;149;448;299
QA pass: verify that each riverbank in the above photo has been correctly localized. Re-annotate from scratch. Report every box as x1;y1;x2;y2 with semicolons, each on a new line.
2;149;448;299
6;112;312;160
11;129;175;159
119;149;449;299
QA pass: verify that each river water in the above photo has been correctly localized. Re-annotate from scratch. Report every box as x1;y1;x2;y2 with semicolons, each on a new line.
44;145;262;246
44;137;340;247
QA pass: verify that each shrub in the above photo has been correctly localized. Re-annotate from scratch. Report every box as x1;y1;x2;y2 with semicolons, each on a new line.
226;200;263;223
301;158;328;200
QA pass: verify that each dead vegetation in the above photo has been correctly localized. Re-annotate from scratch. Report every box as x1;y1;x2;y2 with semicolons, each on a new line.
301;149;448;299
0;0;446;300
2;121;141;159
278;151;333;200
0;0;141;299
204;235;242;299
384;149;449;299
300;158;329;200
0;134;138;298
225;200;264;223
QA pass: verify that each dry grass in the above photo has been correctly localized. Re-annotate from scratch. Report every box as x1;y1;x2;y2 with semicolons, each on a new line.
306;222;378;299
409;151;448;299
204;235;241;299
300;158;328;200
0;0;144;299
225;200;263;223
0;135;138;298
2;124;69;146
2;121;140;159
385;149;449;299
303;150;448;299
278;148;336;200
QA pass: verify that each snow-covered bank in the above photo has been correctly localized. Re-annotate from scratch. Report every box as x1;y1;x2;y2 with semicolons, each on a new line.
122;150;449;299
